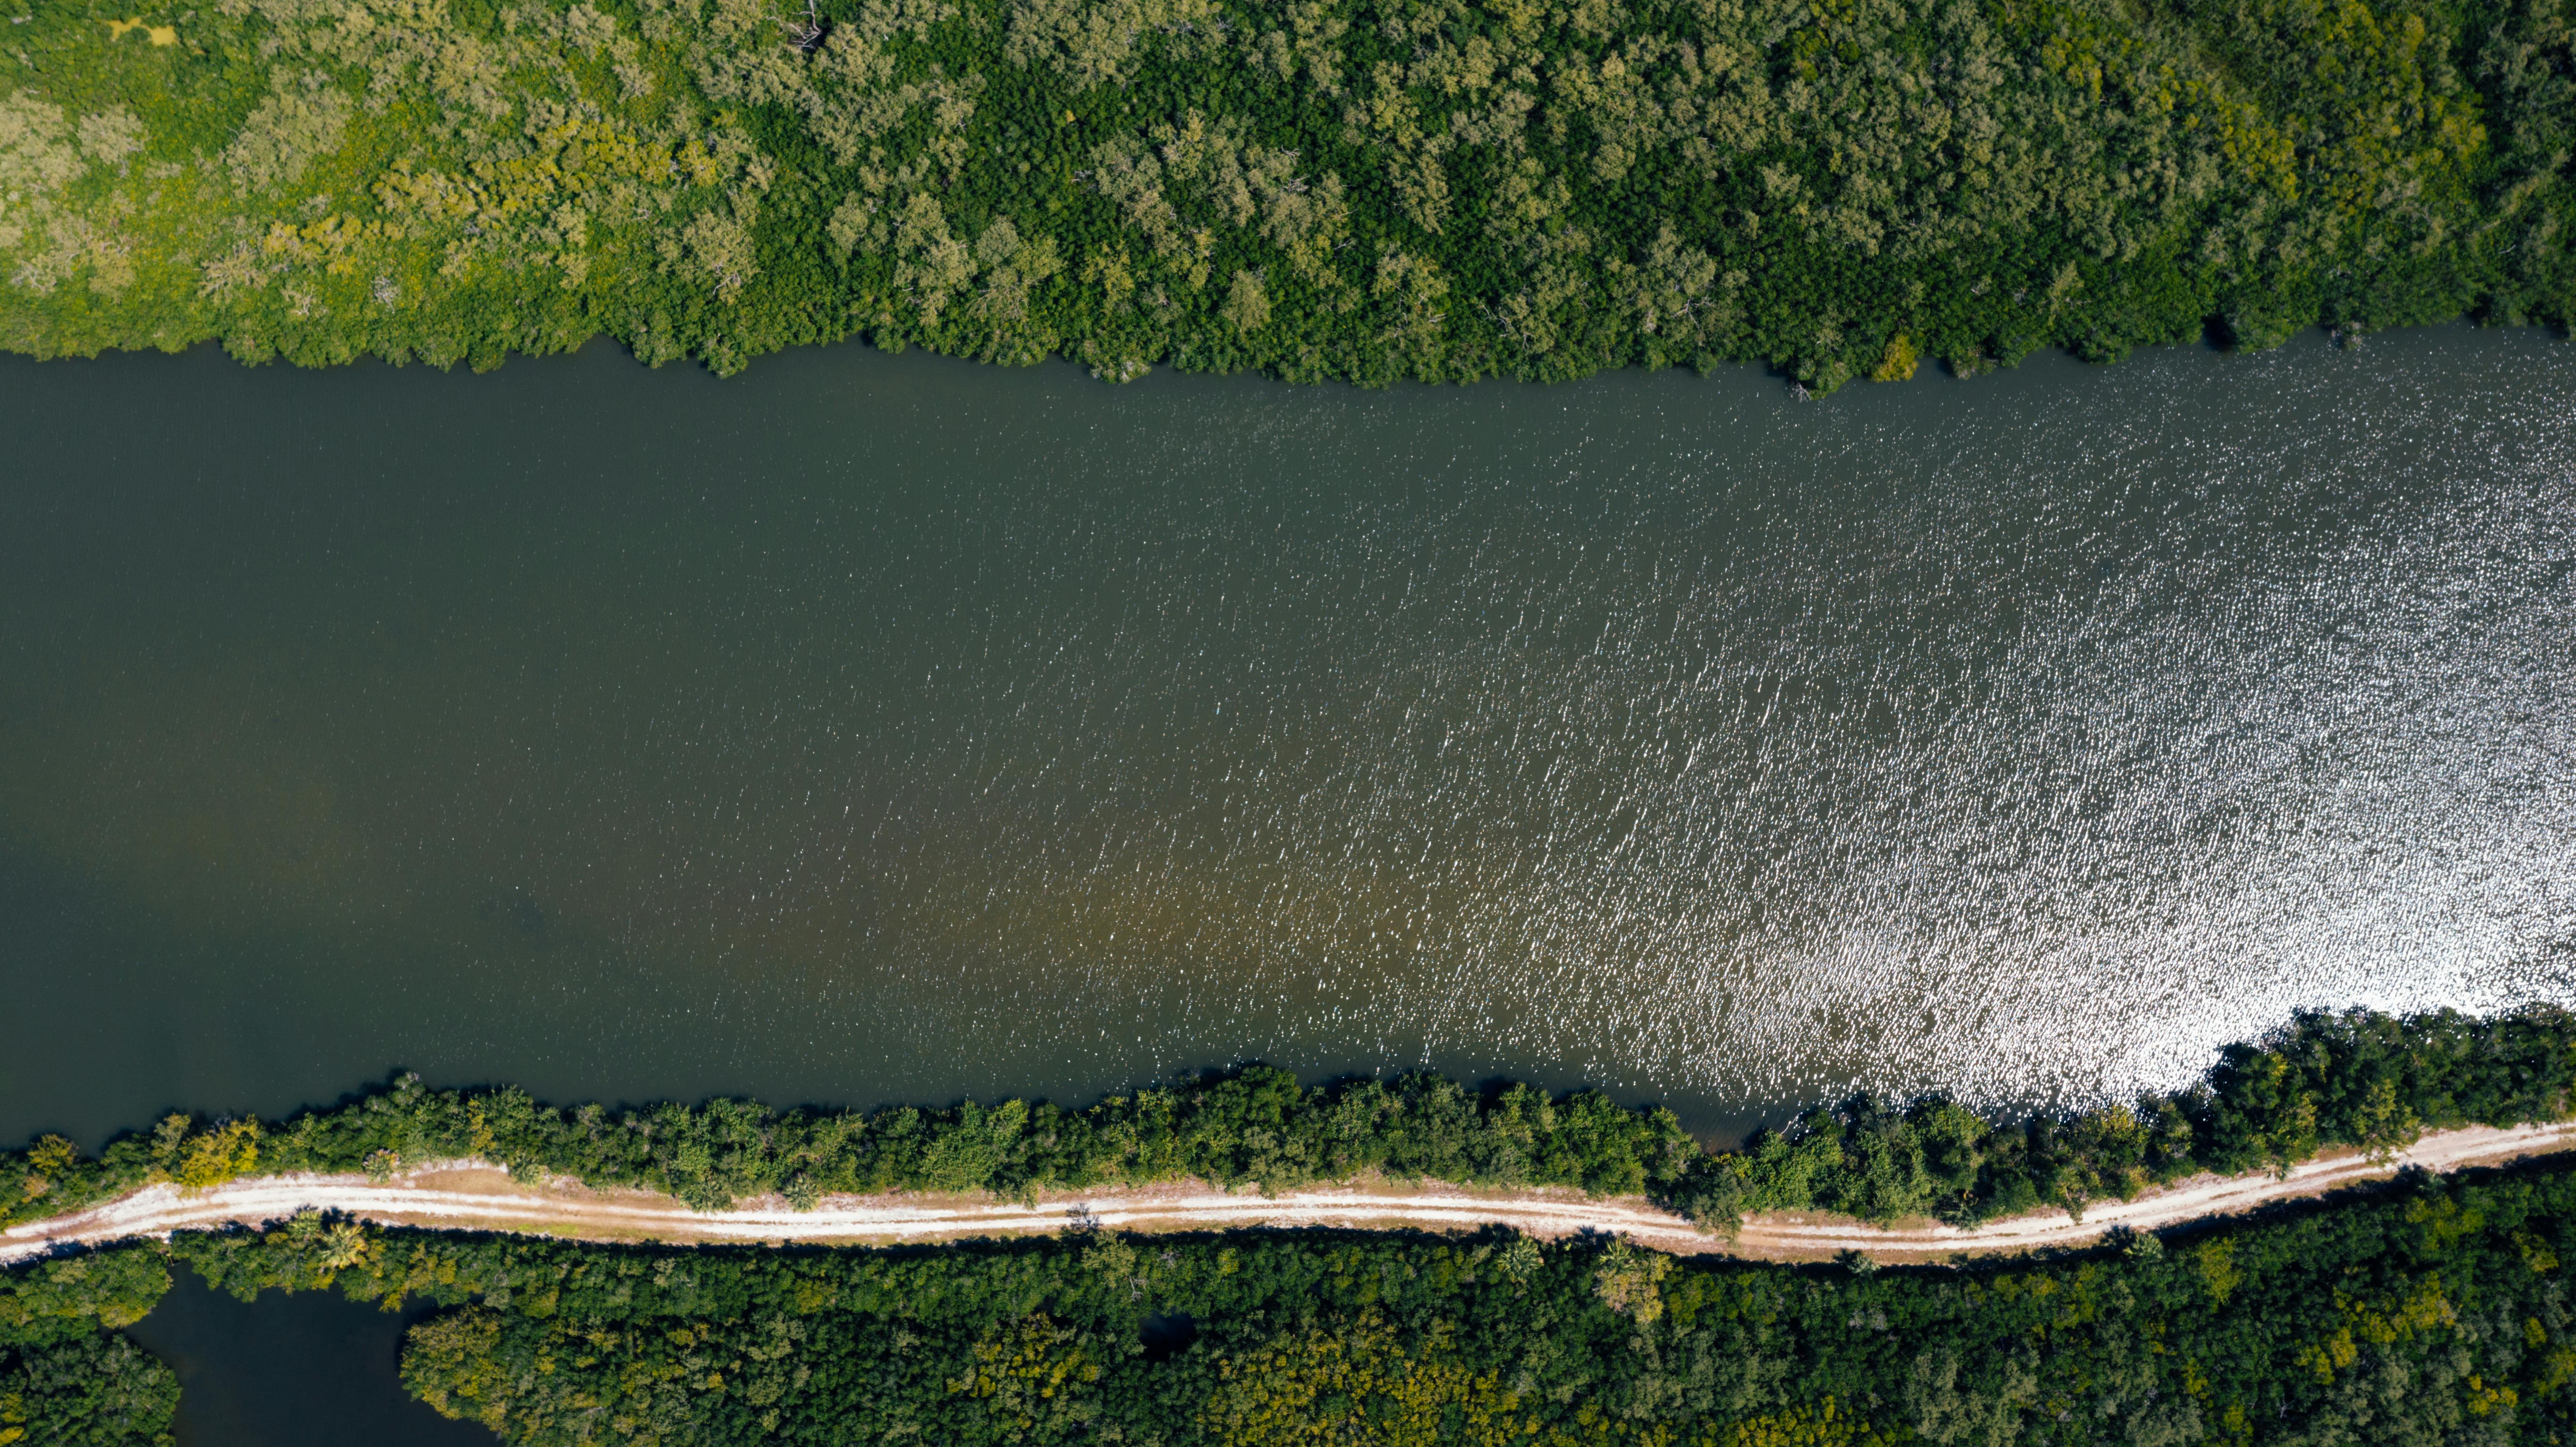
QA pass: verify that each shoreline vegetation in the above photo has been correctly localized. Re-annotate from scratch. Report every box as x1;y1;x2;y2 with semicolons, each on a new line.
5;1114;2574;1267
0;0;2570;389
9;1007;2576;1240
10;1133;2576;1444
10;1006;2576;1443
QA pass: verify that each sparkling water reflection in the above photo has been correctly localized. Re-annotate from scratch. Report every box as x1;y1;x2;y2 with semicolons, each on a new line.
0;326;2569;1143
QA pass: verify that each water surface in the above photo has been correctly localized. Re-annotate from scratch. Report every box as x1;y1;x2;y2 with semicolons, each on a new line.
122;1268;488;1447
1;327;2571;1150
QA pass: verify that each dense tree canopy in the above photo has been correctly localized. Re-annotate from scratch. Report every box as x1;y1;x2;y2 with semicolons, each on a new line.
362;1163;2576;1446
0;0;2568;384
19;1156;2576;1444
8;1007;2576;1236
0;1250;175;1447
6;1007;2576;1443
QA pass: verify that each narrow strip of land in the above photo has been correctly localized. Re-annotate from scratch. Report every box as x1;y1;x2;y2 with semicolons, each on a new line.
1736;1120;2576;1258
8;1120;2571;1266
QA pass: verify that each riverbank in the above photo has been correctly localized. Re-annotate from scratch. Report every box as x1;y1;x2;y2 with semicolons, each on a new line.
5;0;2565;387
10;1118;2571;1267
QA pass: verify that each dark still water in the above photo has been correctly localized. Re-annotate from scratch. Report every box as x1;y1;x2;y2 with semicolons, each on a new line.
121;1267;492;1447
2;327;2573;1152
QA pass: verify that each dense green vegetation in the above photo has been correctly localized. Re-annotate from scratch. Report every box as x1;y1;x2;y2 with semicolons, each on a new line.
0;1250;175;1446
0;0;2568;385
351;1161;2576;1444
4;1006;2576;1443
19;1155;2576;1443
8;1007;2576;1237
1684;1005;2576;1229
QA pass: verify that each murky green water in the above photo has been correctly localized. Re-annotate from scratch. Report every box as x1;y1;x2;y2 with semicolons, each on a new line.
3;327;2573;1164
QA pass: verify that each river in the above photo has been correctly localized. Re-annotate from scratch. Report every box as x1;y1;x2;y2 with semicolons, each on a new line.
6;324;2576;1443
2;325;2572;1161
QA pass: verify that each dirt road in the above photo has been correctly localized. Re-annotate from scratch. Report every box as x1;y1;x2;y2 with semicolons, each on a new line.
8;1119;2570;1266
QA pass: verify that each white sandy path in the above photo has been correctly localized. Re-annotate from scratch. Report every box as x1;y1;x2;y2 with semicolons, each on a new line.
6;1119;2572;1267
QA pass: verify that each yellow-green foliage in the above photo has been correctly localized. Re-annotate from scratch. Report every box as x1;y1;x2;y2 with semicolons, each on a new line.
0;0;2562;381
1867;332;1915;381
1715;1401;1888;1447
12;1138;74;1204
1203;1313;1531;1447
948;1313;1103;1439
156;1116;261;1189
280;1207;379;1274
2293;1274;2457;1382
398;1308;507;1429
2197;1238;2241;1303
1591;1235;1672;1322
